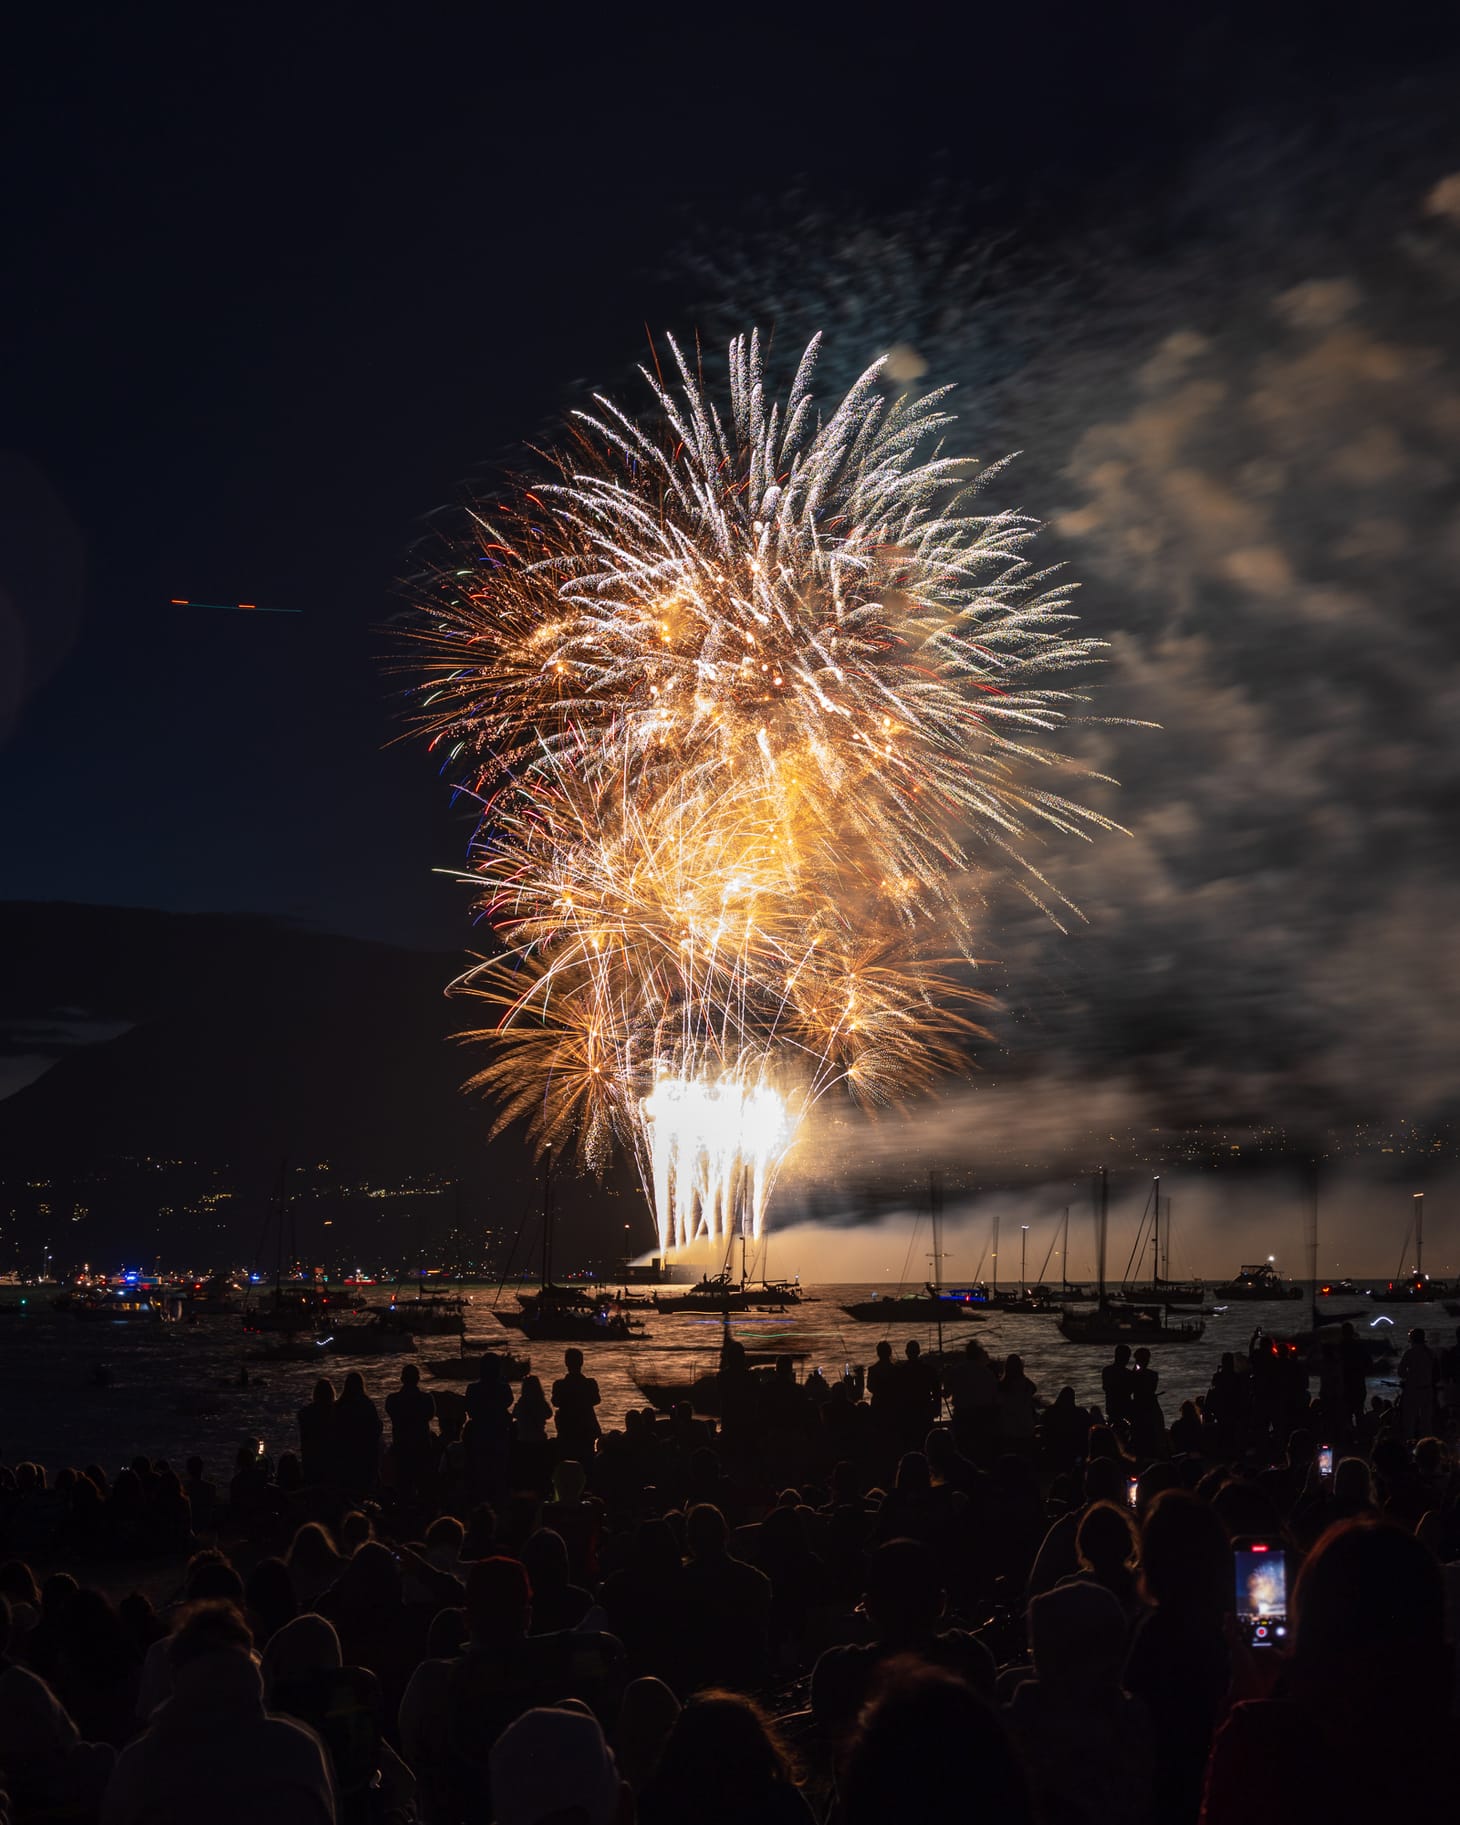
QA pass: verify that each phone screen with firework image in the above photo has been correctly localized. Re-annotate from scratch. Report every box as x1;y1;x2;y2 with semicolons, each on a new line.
1234;1539;1289;1647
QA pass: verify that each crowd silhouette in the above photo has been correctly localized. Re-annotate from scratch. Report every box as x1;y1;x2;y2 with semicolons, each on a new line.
1;1323;1458;1822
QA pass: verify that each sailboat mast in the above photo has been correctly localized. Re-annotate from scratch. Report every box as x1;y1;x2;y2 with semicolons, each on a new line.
931;1170;944;1356
1153;1175;1161;1287
991;1210;1000;1297
541;1147;554;1289
1415;1192;1424;1278
1062;1206;1070;1292
1097;1167;1108;1306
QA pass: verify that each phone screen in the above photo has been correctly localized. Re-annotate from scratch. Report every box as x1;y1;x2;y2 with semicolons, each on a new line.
1317;1445;1334;1478
1234;1540;1289;1647
1127;1475;1140;1509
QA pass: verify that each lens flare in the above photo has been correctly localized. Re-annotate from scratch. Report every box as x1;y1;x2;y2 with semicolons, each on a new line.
407;332;1122;1255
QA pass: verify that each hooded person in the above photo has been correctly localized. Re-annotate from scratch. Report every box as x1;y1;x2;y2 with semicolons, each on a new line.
489;1706;628;1825
398;1558;623;1825
102;1602;335;1825
262;1613;416;1825
1004;1581;1154;1825
611;1677;680;1795
0;1664;115;1822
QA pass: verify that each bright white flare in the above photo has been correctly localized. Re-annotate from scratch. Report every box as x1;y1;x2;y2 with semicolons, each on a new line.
641;1069;793;1253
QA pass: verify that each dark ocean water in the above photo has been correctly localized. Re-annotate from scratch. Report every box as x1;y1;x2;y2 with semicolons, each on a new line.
0;1284;1413;1476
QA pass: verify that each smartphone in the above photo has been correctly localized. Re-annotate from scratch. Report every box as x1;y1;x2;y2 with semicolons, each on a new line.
1234;1537;1289;1648
1317;1444;1334;1479
1126;1475;1140;1510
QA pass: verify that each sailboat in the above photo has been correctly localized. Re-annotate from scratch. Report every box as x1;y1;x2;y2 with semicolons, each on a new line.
652;1272;751;1314
495;1152;645;1342
653;1235;805;1312
1058;1169;1205;1344
841;1175;975;1323
1110;1177;1205;1306
1372;1193;1442;1302
240;1163;339;1335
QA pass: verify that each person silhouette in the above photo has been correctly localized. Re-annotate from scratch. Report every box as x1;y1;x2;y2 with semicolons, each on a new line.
551;1349;602;1462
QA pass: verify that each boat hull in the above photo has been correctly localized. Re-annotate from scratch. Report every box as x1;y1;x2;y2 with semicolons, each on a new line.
840;1299;971;1323
1058;1304;1205;1344
496;1311;642;1342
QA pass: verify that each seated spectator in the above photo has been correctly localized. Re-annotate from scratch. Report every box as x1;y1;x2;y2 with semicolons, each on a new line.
838;1663;1031;1825
246;1558;298;1646
676;1504;773;1694
1027;1456;1128;1599
262;1611;415;1825
1124;1490;1230;1825
1063;1498;1144;1625
543;1459;606;1584
489;1706;628;1825
0;1664;115;1822
398;1557;622;1825
519;1529;595;1633
611;1676;680;1795
117;1591;165;1660
1005;1581;1154;1825
47;1587;140;1748
422;1516;467;1579
599;1520;684;1680
135;1550;245;1722
0;1565;42;1645
287;1523;345;1609
640;1689;813;1824
102;1601;335;1825
811;1538;995;1741
315;1543;434;1725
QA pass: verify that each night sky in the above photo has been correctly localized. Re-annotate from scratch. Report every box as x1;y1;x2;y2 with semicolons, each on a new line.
4;8;1460;1166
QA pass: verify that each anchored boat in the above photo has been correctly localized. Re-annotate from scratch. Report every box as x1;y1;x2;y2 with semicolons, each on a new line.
1211;1264;1303;1301
1058;1169;1206;1345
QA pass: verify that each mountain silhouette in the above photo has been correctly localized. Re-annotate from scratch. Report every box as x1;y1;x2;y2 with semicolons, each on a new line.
0;903;640;1263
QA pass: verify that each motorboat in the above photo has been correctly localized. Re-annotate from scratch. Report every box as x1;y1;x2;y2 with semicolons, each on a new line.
70;1288;165;1324
1211;1265;1303;1301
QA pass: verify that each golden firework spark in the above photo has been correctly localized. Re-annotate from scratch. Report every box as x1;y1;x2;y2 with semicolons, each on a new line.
408;333;1121;1253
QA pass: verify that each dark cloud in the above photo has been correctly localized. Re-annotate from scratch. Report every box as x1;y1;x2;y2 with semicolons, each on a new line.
681;111;1460;1147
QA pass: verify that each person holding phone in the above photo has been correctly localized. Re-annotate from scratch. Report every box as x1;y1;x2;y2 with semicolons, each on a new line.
1202;1519;1449;1823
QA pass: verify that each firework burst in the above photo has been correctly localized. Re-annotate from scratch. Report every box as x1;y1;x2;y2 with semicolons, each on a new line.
408;332;1118;1253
